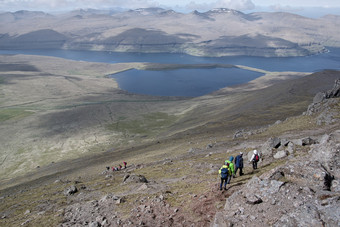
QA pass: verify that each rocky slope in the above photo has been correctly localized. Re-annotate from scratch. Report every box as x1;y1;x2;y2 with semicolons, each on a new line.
0;74;339;226
213;80;340;226
1;8;340;56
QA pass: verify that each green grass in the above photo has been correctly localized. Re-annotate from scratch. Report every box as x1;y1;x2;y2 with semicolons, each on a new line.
259;115;317;138
107;112;178;136
0;182;67;226
0;108;33;122
333;100;340;119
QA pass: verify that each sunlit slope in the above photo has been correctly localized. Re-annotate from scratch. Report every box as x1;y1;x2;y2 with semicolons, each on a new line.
0;54;339;186
1;9;340;56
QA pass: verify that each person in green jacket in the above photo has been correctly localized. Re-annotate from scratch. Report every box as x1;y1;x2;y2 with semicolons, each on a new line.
218;162;230;190
226;156;235;184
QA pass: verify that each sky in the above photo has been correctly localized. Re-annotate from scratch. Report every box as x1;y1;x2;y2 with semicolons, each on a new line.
1;0;340;17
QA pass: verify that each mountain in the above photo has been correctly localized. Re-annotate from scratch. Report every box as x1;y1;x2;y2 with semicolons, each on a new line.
0;54;339;225
0;29;67;49
0;8;339;56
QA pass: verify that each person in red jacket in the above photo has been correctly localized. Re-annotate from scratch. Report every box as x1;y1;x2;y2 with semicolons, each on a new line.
249;149;260;170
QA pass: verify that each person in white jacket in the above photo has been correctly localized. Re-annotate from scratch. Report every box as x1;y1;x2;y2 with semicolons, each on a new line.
249;149;260;170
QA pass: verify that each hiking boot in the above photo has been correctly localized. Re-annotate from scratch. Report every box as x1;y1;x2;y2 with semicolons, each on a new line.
224;187;227;190
220;188;222;191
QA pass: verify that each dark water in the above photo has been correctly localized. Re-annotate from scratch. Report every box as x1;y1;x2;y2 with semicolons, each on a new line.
1;48;340;96
112;68;262;97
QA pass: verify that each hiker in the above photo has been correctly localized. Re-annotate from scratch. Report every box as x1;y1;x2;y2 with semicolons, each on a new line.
119;164;122;170
226;156;236;184
218;162;230;190
234;152;244;176
112;167;115;171
106;166;110;171
250;149;260;170
123;161;127;169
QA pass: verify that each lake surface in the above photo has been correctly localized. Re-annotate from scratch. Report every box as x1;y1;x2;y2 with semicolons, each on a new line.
1;48;340;96
112;68;263;97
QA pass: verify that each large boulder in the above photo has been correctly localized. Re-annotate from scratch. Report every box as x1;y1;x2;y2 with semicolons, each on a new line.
305;79;340;116
123;174;148;184
325;79;340;99
273;150;288;159
63;185;78;196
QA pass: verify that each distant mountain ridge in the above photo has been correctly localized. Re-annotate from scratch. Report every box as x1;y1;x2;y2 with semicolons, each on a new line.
0;8;340;57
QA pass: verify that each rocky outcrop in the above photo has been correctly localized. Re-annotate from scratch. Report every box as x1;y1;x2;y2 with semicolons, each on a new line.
63;185;78;196
213;80;340;226
122;174;148;184
212;130;340;227
305;79;340;125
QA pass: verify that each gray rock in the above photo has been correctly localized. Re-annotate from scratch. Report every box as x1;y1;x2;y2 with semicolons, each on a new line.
123;174;130;182
266;137;281;149
280;139;290;147
325;79;340;99
274;203;323;227
115;198;125;204
63;185;78;196
233;130;245;139
286;142;295;154
213;128;340;227
269;171;285;181
313;92;325;103
267;180;285;194
188;148;195;153
212;212;230;227
21;219;31;226
273;150;288;159
331;180;340;192
301;137;316;146
89;221;101;227
123;174;148;183
246;194;263;205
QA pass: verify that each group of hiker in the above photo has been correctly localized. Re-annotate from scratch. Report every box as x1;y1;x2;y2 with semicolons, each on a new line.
106;161;127;172
218;149;260;190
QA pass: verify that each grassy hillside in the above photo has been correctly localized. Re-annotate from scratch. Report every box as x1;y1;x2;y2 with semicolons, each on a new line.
1;95;338;226
0;55;338;189
0;54;339;226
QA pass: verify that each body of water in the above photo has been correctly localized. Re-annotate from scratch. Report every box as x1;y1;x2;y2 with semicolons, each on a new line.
1;48;340;96
112;68;263;97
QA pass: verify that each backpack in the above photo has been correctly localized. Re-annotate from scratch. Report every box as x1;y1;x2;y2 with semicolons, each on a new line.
254;154;259;162
220;167;229;179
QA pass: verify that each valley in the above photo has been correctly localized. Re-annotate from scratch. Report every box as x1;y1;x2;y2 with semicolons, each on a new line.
0;54;339;226
0;54;314;186
0;7;340;226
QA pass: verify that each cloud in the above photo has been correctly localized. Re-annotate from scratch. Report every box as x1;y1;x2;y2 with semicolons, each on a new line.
186;0;255;11
268;4;303;13
0;0;256;12
0;0;160;12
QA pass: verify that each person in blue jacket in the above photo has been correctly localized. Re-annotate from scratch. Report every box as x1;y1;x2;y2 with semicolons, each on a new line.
218;161;230;190
234;152;244;176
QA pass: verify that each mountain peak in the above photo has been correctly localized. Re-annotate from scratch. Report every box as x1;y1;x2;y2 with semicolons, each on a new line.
207;8;243;15
131;7;174;15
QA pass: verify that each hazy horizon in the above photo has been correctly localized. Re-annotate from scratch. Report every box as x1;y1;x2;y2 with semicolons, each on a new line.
1;0;340;18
